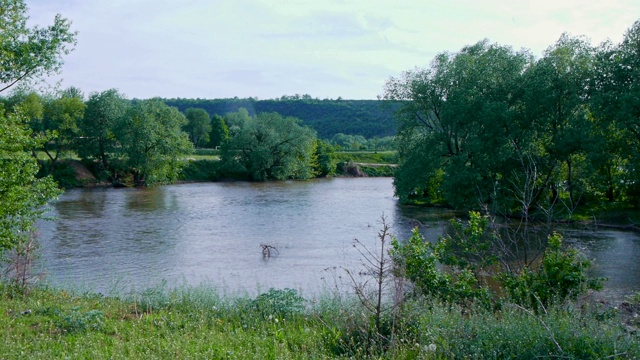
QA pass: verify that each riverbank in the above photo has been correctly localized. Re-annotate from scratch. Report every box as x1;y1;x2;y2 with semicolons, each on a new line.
1;284;638;359
45;153;397;188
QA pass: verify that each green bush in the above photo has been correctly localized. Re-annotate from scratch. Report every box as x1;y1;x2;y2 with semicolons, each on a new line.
180;160;221;181
249;288;305;319
500;232;605;309
390;227;492;307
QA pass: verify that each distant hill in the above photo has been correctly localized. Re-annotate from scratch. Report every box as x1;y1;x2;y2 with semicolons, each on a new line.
162;97;398;139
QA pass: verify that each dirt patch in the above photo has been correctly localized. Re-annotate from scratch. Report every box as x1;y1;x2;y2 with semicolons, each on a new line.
66;160;97;185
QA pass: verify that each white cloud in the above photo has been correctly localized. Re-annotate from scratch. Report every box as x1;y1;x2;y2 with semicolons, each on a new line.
23;0;640;99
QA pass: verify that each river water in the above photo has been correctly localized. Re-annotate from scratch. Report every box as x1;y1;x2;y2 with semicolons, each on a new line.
37;178;639;301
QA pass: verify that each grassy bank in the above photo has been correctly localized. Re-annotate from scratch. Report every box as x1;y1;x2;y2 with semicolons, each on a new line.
1;284;638;359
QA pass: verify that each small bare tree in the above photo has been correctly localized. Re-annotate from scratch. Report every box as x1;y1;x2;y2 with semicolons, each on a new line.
344;214;403;344
2;231;45;294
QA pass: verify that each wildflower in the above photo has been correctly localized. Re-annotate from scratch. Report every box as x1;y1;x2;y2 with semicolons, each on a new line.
423;344;437;352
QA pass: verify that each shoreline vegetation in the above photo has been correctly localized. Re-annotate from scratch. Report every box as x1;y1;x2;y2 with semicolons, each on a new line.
1;282;639;359
41;149;399;188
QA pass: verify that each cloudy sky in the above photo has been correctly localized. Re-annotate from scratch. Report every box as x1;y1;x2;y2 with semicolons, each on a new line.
25;0;640;100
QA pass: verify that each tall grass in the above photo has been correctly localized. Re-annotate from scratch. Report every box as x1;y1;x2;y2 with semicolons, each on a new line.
1;282;637;359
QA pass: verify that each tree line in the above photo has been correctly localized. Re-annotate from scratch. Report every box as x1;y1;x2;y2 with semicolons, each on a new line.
0;89;356;185
163;97;398;139
386;19;640;215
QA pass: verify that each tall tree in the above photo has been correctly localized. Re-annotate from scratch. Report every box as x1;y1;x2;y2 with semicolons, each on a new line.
0;0;74;254
384;40;531;210
522;34;596;209
209;114;229;148
183;107;211;147
76;89;130;176
116;99;193;185
592;20;640;205
221;112;317;181
40;89;85;173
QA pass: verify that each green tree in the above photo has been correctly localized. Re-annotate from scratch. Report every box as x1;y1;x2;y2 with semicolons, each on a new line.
0;0;76;93
221;112;317;181
223;107;252;129
0;107;60;252
0;0;74;256
522;34;596;210
312;139;336;177
209;114;229;148
39;89;85;173
183;107;211;147
591;20;640;205
384;40;531;209
76;89;130;177
116;99;193;186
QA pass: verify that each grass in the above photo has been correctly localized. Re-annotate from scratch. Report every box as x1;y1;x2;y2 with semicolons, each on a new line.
334;151;397;165
1;283;638;359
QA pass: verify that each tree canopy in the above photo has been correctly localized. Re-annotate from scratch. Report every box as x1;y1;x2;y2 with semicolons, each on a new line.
386;19;640;213
221;111;317;181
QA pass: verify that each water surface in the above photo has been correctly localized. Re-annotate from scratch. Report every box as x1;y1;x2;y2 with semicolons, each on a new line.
37;178;640;301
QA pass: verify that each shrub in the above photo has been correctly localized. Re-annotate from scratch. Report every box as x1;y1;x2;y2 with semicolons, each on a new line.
500;232;604;309
250;288;305;319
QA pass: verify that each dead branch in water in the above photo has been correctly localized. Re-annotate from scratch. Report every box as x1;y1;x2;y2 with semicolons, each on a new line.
260;243;279;258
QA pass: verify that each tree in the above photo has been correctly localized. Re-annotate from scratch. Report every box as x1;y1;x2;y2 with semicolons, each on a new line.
384;40;531;210
183;107;211;147
38;89;85;173
0;0;74;258
221;112;317;181
0;107;61;252
312;139;337;177
116;99;193;186
591;20;640;205
521;34;596;210
0;0;77;93
76;89;130;177
223;107;252;129
209;114;229;148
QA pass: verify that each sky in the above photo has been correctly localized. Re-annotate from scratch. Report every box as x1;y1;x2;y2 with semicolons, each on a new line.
25;0;640;100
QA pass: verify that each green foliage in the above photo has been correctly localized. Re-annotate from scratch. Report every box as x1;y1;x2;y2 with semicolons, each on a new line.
0;0;77;93
333;150;397;164
500;232;604;309
250;288;305;319
180;159;221;182
0;109;61;253
163;97;398;139
390;227;491;307
437;211;498;274
48;307;105;334
76;89;130;175
39;89;85;173
220;111;317;181
357;164;395;177
312;139;337;176
183;107;211;147
116;99;193;186
208;114;229;148
192;148;220;156
391;212;602;312
2;284;636;359
387;20;640;212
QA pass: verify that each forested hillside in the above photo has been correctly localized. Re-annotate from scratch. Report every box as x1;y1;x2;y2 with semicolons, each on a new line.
162;97;397;139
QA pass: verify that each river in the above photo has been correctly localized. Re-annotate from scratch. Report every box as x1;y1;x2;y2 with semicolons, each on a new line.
36;178;639;301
